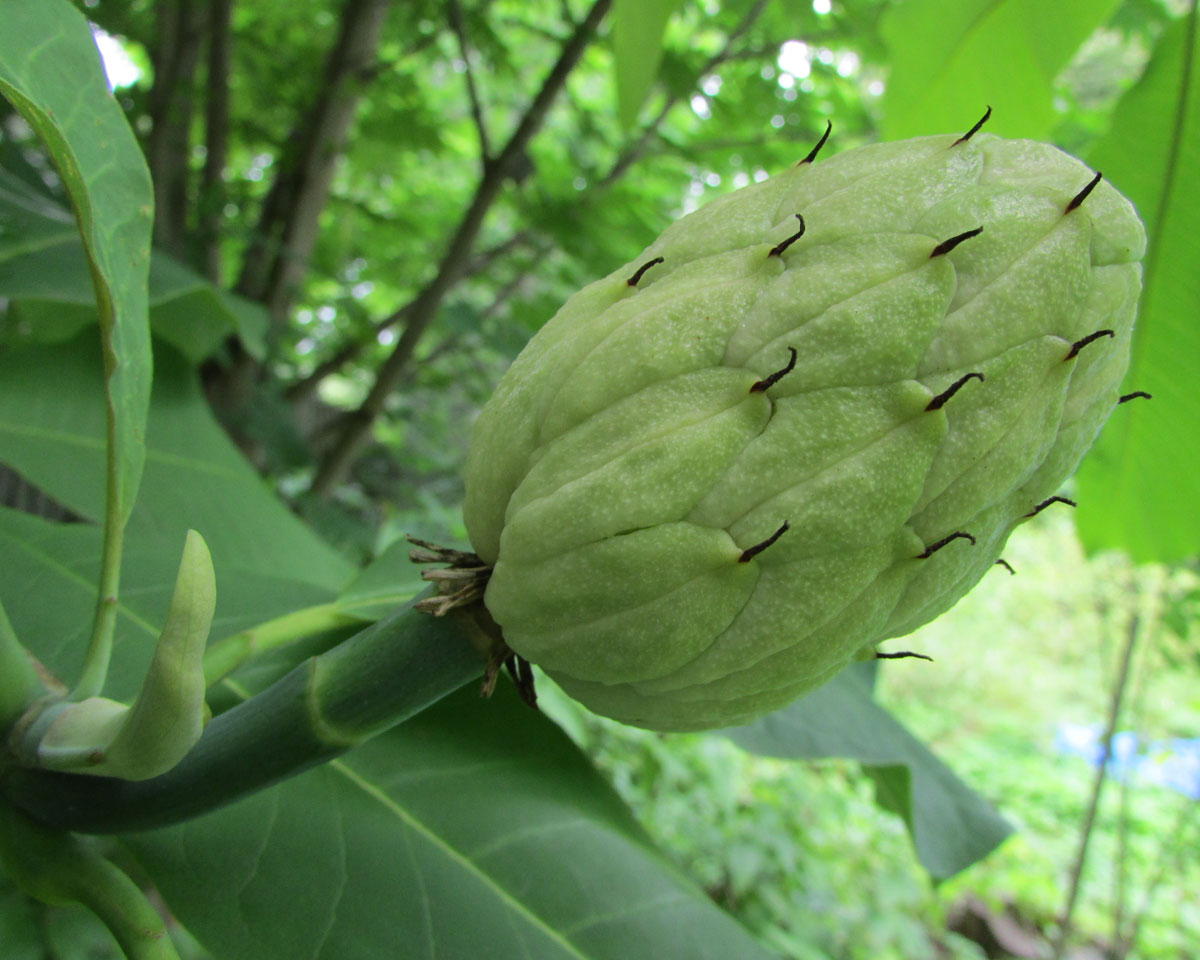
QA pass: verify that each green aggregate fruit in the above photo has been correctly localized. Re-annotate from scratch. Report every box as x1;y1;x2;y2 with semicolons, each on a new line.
462;125;1146;732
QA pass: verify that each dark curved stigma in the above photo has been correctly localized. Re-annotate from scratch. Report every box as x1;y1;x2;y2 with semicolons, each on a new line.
931;226;983;258
953;106;992;146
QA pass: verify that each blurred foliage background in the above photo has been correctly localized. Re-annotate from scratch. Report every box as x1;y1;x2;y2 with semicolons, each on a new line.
1;0;1197;957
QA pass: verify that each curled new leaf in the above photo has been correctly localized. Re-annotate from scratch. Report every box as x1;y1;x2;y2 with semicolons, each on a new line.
33;530;216;779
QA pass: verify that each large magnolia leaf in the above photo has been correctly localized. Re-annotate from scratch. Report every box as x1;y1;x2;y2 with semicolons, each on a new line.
726;664;1012;880
0;0;153;526
334;537;427;621
0;334;351;600
0;505;327;703
124;684;777;960
0;506;775;959
1076;10;1200;562
0;170;267;363
0;340;774;956
880;0;1123;139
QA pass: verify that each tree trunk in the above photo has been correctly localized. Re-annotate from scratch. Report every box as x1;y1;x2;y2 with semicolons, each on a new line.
235;0;391;325
308;0;613;496
198;0;233;284
147;0;206;259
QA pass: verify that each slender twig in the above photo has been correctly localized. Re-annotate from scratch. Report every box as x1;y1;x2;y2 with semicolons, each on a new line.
1052;573;1161;959
449;0;492;164
309;0;613;494
286;229;537;401
1111;592;1155;950
599;0;770;188
286;301;416;403
1112;797;1198;959
290;0;763;407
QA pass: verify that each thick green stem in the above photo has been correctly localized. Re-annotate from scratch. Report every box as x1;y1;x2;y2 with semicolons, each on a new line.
0;802;181;960
202;601;365;684
3;603;483;833
0;600;47;729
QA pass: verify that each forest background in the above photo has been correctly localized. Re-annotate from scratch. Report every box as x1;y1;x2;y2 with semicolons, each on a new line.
0;0;1197;958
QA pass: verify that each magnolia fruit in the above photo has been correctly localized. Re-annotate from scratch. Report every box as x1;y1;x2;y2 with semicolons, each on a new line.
461;118;1146;731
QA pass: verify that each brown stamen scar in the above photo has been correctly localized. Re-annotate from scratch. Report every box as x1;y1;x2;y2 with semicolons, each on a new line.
995;559;1016;575
953;106;992;146
1066;170;1103;213
800;120;833;164
1024;495;1076;518
926;372;984;411
931;226;983;258
1119;391;1152;404
750;347;798;393
918;531;976;558
739;521;790;563
768;214;806;258
481;645;507;697
876;650;934;662
512;655;538;709
627;256;664;286
1064;329;1115;360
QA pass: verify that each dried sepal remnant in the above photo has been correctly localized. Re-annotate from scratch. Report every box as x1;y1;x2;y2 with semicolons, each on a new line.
995;559;1016;575
407;534;491;616
461;124;1146;731
481;640;537;708
1118;391;1152;404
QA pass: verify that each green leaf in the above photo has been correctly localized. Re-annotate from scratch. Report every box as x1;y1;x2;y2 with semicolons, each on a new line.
123;684;777;960
0;0;154;526
724;666;1012;880
880;0;1123;139
0;338;354;702
0;505;326;705
613;0;683;129
0;170;268;362
0;334;351;598
1076;9;1200;562
334;537;426;621
0;874;46;960
0;870;130;960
